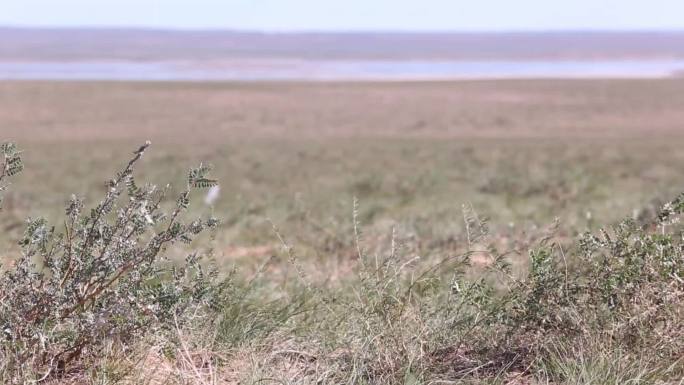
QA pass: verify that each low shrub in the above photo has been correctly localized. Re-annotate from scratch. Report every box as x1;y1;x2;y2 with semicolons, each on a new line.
0;142;223;383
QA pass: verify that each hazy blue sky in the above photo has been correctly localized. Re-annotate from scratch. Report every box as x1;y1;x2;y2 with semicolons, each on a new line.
2;0;683;31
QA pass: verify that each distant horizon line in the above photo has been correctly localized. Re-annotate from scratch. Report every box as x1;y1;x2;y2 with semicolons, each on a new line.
3;24;684;35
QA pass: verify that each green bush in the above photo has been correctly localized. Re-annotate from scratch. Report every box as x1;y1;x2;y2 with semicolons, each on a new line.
0;142;222;383
0;142;24;209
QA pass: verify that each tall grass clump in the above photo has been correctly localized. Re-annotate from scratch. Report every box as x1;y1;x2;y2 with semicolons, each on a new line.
239;195;684;383
0;142;224;383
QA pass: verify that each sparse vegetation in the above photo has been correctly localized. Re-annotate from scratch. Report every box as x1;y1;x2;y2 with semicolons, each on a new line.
1;79;683;383
0;139;682;384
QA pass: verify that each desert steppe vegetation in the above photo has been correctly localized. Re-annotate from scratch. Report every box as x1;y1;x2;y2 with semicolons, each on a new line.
1;79;683;384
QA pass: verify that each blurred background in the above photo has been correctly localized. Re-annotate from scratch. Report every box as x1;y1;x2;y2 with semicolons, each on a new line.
1;0;684;263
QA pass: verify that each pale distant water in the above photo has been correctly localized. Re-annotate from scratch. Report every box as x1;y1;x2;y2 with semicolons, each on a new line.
1;59;683;81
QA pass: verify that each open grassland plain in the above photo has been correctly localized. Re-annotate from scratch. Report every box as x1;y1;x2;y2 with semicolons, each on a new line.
1;79;684;384
2;80;684;250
